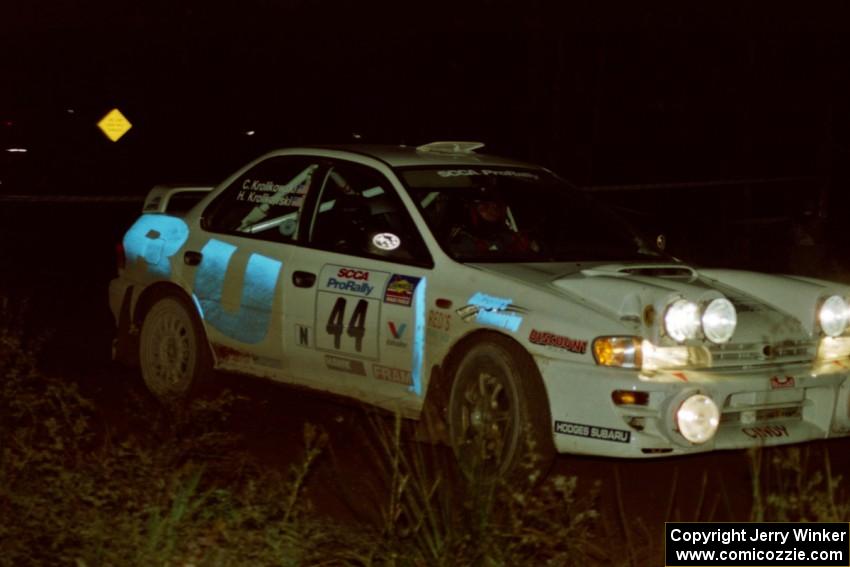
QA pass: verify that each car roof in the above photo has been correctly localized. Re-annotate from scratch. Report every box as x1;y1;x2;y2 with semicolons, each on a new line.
292;143;542;170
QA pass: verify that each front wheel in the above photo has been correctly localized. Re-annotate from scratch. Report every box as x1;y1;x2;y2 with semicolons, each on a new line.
447;334;554;483
139;293;211;404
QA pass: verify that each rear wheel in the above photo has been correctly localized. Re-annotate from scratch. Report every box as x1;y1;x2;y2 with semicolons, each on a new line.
447;334;554;483
139;293;210;404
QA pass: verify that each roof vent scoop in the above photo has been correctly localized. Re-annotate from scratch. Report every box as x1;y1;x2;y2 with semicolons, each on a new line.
580;264;698;282
416;141;485;154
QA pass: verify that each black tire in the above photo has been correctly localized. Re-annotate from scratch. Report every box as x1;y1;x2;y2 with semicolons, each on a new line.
447;333;554;483
138;292;211;404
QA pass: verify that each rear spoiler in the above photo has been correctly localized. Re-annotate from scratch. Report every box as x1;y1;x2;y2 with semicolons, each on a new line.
142;184;214;214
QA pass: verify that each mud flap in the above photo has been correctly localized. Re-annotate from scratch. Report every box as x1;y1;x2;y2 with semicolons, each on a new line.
413;364;450;445
112;285;139;366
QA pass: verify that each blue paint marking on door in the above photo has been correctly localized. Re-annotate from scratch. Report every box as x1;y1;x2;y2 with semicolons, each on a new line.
192;238;282;344
123;215;189;277
410;276;427;396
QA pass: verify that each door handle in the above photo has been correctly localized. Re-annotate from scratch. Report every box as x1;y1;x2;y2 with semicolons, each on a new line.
184;251;203;266
292;270;316;288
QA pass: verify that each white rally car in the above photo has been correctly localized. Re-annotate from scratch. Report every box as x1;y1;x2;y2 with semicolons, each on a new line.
110;141;850;478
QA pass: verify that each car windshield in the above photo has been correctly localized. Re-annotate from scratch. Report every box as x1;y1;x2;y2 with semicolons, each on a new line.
400;166;659;263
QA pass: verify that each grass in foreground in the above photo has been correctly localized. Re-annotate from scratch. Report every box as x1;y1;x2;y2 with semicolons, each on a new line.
1;295;849;565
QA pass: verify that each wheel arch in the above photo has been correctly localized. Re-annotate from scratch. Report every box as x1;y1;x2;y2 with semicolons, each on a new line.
134;281;202;327
425;328;547;416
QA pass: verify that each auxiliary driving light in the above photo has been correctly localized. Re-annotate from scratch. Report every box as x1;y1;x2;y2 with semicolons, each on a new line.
676;394;719;444
819;295;850;337
664;299;701;343
702;297;737;344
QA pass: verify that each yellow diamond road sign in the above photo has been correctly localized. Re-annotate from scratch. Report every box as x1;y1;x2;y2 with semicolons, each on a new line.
97;108;132;142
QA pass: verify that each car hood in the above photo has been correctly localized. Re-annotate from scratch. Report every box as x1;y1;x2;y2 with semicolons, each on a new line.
467;262;850;346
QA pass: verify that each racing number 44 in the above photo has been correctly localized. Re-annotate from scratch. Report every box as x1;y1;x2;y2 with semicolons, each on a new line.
326;297;368;351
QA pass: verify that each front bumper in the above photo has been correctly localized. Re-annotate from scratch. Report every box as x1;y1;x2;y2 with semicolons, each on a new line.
537;355;850;458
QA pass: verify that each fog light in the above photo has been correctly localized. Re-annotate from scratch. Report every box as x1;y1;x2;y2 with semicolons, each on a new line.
676;394;719;444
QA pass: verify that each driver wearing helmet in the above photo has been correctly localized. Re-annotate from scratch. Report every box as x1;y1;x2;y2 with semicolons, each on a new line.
449;187;538;256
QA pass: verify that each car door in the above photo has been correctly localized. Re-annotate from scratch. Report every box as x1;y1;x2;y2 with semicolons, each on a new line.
284;158;434;409
184;154;324;376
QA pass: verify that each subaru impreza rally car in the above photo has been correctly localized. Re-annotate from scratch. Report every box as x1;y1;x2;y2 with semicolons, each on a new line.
109;141;850;478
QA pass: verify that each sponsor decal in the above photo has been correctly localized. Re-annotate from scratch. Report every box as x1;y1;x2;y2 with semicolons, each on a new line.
325;268;374;296
554;421;631;443
743;424;789;439
465;292;523;332
337;268;370;280
436;169;539;179
428;309;451;332
383;274;420;306
386;321;408;347
468;292;512;311
373;364;413;385
770;375;795;389
372;232;401;251
325;355;366;376
296;324;311;347
528;329;587;354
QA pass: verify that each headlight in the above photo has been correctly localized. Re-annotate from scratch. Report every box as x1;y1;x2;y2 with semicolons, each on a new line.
819;295;850;337
702;298;737;344
664;299;701;342
676;394;720;444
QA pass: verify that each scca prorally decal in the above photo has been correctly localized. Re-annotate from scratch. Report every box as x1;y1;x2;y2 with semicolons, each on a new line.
384;274;420;307
437;169;539;180
325;267;374;296
529;329;587;354
554;421;631;443
373;364;413;385
193;239;282;344
123;215;189;277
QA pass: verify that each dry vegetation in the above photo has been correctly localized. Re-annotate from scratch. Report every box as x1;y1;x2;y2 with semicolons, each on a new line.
0;296;847;566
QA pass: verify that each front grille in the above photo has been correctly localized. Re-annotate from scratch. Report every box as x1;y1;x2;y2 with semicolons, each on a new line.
709;340;815;368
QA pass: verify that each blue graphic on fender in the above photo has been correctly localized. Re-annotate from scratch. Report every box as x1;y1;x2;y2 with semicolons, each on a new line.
123;215;189;277
192;239;282;344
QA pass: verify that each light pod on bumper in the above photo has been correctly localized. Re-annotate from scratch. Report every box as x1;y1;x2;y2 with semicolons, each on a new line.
702;297;737;344
676;394;720;444
663;299;701;343
819;295;850;337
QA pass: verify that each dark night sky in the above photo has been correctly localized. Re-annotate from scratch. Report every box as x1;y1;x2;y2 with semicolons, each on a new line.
3;0;850;206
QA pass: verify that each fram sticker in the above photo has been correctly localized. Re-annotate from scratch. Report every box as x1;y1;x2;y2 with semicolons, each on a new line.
373;364;413;385
325;355;366;376
384;274;420;306
743;425;789;439
554;421;631;443
528;329;587;354
770;376;795;389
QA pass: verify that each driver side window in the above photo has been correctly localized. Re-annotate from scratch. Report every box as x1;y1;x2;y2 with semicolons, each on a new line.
308;163;431;266
201;156;320;243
